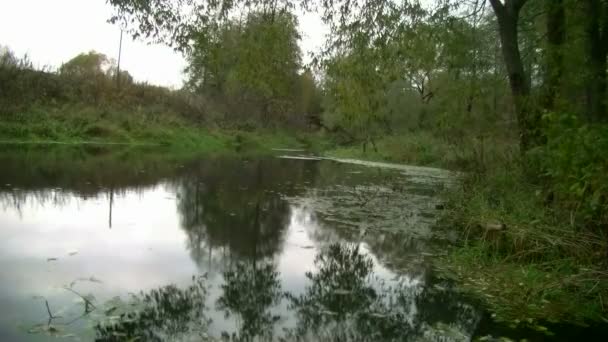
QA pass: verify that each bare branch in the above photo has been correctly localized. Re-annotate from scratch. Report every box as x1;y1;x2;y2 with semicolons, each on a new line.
63;287;97;313
45;300;55;319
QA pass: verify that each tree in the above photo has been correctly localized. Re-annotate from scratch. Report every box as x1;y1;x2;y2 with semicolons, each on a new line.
0;45;18;67
182;9;304;126
582;0;608;121
106;0;605;148
543;0;565;111
60;51;112;104
487;0;541;151
322;45;388;148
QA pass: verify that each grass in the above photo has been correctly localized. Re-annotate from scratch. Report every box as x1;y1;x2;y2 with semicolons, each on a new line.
435;159;608;325
323;131;517;171
0;104;312;152
324;133;451;166
0;104;514;170
438;247;608;325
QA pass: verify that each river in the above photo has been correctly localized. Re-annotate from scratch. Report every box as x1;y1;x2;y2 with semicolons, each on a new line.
0;145;602;341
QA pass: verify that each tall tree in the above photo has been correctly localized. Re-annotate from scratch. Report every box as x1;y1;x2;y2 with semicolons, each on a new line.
582;0;608;122
544;0;566;111
488;0;541;151
60;51;112;104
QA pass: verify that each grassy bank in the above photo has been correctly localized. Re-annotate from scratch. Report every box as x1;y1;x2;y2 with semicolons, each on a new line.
0;104;510;170
435;161;608;326
323;132;516;172
431;120;608;326
0;104;316;152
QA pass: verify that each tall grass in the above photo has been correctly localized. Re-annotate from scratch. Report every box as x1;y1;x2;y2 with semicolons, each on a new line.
437;147;608;324
323;131;517;171
0;103;315;153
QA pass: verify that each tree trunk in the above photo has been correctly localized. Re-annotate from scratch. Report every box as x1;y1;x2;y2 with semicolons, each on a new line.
583;0;608;122
544;0;565;110
489;0;540;152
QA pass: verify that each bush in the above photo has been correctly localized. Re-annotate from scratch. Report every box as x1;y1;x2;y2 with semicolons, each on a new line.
532;113;608;230
438;152;608;324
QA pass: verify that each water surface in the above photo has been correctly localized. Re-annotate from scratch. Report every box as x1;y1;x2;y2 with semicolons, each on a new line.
0;145;597;341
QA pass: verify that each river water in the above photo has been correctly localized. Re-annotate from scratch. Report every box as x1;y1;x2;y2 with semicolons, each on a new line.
0;145;602;341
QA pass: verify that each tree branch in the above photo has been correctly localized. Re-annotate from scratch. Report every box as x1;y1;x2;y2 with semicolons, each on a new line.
488;0;505;15
45;300;56;319
602;0;608;52
63;287;97;313
513;0;529;12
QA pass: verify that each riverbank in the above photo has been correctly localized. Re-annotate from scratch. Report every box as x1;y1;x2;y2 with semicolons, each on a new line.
0;104;512;171
2;107;607;328
0;104;321;152
326;136;608;328
326;133;608;327
435;164;608;329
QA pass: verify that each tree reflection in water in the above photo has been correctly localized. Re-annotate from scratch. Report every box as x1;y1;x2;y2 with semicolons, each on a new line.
94;276;212;342
93;243;470;341
285;243;419;341
217;261;282;341
175;158;307;272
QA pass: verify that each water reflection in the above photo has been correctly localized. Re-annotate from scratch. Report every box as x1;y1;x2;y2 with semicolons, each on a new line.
173;158;321;276
217;262;282;341
177;169;289;265
287;243;417;341
95;276;211;341
91;243;478;341
0;145;499;340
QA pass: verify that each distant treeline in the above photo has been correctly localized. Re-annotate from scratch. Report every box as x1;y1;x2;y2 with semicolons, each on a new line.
0;48;203;123
0;37;323;130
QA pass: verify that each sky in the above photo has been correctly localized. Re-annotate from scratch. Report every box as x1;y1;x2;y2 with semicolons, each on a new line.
0;0;327;88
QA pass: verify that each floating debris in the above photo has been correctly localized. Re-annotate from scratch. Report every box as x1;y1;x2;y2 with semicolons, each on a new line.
72;276;103;286
359;225;368;238
370;313;388;318
324;157;458;180
88;276;103;283
277;155;323;161
271;148;306;152
47;258;58;262
104;306;117;315
332;289;352;295
320;310;338;316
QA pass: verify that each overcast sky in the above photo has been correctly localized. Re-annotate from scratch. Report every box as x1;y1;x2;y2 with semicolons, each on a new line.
0;0;327;88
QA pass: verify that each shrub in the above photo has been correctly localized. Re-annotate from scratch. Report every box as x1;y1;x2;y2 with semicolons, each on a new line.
532;113;608;230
